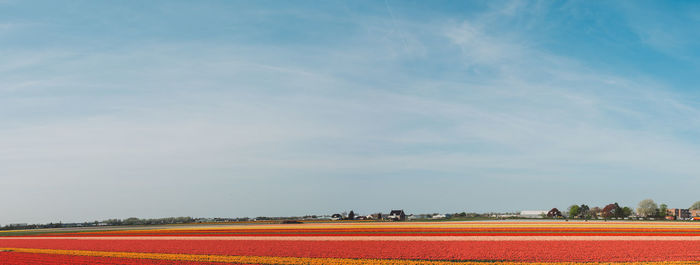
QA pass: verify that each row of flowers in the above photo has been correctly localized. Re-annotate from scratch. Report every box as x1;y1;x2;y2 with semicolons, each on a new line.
55;221;700;237
2;247;700;265
1;239;699;262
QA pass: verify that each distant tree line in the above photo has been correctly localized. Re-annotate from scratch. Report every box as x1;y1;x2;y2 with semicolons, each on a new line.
101;217;194;226
1;217;194;231
0;222;67;231
563;199;700;220
561;203;627;220
452;212;491;218
564;203;634;220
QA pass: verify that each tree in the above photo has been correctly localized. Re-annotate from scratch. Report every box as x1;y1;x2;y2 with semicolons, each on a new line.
691;201;700;210
637;199;658;218
348;210;355;220
658;204;668;218
621;207;633;218
579;204;590;219
568;205;580;219
590;207;601;219
547;208;562;218
602;203;621;219
122;217;142;226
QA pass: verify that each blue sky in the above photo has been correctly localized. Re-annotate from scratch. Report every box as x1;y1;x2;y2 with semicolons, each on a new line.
1;0;700;224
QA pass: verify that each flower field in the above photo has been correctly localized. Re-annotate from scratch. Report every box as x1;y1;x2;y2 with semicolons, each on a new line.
0;221;698;264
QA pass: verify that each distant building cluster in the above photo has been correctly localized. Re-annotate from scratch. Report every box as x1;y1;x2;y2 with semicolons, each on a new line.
326;210;407;221
520;200;700;221
519;211;548;218
666;209;700;220
3;200;699;232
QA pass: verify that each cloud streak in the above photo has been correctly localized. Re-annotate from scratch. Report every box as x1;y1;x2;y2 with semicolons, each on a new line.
1;1;699;224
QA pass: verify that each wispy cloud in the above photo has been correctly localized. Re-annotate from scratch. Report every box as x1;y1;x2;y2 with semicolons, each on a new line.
1;1;699;223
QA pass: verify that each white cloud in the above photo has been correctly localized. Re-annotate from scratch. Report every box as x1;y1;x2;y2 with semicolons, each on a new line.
1;2;700;223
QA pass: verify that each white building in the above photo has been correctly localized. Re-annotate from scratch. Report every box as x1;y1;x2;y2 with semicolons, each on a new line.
520;210;547;218
432;214;447;219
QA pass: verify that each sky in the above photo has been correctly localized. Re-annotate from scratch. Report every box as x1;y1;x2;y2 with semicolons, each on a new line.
1;0;700;224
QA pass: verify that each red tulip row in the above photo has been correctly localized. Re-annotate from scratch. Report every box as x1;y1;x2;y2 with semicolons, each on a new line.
0;251;235;265
1;239;698;262
58;227;700;236
36;232;700;237
36;227;700;238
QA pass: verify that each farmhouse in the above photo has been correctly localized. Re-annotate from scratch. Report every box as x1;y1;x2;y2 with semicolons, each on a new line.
387;210;406;221
367;213;382;220
330;214;343;220
667;208;691;220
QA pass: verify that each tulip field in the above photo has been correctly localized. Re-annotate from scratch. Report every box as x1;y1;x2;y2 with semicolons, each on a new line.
1;221;699;264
